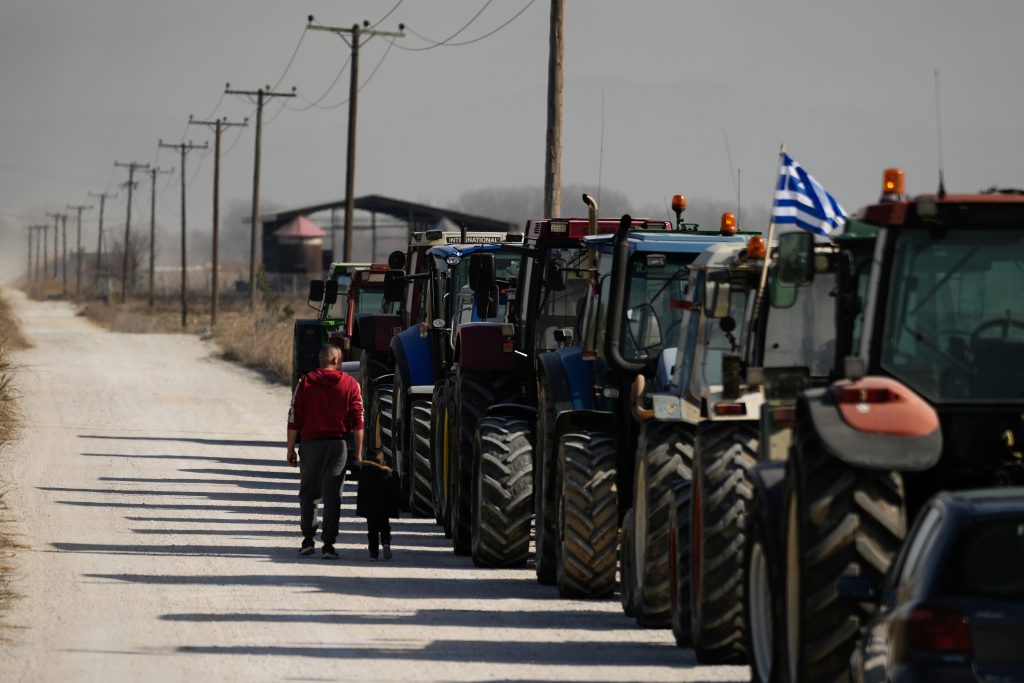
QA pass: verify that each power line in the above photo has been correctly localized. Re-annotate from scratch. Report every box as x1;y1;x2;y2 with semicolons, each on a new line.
398;0;535;50
271;27;308;90
289;55;352;111
399;0;495;50
369;0;405;29
291;37;395;111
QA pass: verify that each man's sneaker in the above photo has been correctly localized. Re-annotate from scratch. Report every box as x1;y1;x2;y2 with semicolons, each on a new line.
298;540;315;556
383;544;393;560
369;551;379;560
321;544;338;560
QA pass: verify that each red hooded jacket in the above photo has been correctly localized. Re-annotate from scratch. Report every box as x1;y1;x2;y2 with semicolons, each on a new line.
287;368;364;441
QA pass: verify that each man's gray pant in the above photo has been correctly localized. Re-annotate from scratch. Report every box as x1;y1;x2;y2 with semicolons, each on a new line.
298;438;347;546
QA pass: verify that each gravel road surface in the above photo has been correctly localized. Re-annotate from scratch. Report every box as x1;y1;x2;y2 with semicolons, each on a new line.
0;291;748;682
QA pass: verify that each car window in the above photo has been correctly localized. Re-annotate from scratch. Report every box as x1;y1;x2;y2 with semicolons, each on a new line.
937;515;1024;600
897;507;943;593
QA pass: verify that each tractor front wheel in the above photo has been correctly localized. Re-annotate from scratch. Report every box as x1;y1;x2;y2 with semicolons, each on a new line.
471;416;533;567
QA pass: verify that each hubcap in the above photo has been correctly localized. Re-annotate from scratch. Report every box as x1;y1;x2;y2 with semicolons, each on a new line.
749;539;773;682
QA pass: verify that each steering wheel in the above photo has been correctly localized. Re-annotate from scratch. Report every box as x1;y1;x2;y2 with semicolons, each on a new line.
970;318;1024;346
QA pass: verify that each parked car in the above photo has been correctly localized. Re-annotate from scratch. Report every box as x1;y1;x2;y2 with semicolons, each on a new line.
843;488;1024;683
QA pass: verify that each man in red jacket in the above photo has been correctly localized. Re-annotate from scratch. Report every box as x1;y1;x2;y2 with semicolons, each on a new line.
287;344;364;559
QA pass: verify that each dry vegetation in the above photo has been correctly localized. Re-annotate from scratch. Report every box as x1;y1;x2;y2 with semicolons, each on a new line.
0;290;28;632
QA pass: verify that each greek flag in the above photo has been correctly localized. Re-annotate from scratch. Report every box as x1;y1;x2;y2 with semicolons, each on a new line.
772;154;848;237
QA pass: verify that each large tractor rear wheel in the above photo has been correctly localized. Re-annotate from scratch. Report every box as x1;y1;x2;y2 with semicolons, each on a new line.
556;430;618;599
632;422;693;628
450;366;519;556
744;486;781;683
409;399;434;517
783;419;906;683
667;477;692;648
471;416;533;567
690;421;757;663
431;375;455;531
533;380;559;585
619;509;638;618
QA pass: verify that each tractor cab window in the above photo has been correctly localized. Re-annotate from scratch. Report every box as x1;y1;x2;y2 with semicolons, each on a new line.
534;247;591;352
764;271;837;377
882;228;1024;402
694;279;750;392
621;252;693;362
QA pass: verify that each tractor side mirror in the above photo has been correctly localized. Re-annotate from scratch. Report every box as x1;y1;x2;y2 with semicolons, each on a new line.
469;253;496;293
308;279;325;303
323;279;339;305
388;249;406;270
704;270;732;318
778;231;815;286
545;257;568;292
384;270;406;303
768;267;797;309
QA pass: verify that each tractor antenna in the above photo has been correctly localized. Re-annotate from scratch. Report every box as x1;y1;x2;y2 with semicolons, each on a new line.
934;69;947;199
597;86;605;207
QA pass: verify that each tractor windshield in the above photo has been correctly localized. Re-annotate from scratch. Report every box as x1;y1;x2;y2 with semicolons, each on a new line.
355;287;386;315
882;228;1024;402
534;247;591;352
764;271;837;377
445;250;522;325
621;252;694;361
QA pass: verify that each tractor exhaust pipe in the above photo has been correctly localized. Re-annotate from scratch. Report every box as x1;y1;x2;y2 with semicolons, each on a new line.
605;214;645;376
582;193;598;235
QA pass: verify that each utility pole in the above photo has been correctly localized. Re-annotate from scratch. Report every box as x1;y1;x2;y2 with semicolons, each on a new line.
45;212;61;280
25;227;32;282
158;139;208;328
114;161;150;303
61;213;69;294
190;115;248;326
41;223;49;281
88;191;117;287
32;225;45;282
543;0;565;218
67;203;92;298
225;84;295;307
308;18;405;262
141;167;173;308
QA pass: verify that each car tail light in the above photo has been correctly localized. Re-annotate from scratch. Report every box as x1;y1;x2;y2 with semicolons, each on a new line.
906;606;972;654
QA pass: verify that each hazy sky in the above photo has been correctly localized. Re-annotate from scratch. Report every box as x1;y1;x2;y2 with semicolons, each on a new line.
2;0;1023;280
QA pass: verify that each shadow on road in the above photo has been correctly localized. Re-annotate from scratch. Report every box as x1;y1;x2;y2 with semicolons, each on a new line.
79;434;285;449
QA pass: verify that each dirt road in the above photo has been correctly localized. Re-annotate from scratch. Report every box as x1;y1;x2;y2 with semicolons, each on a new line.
0;291;748;682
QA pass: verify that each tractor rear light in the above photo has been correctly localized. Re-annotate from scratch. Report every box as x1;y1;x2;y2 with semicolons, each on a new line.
838;386;895;404
746;235;767;260
770;406;795;427
582;350;598;361
502;341;514;353
713;402;746;416
549;221;568;234
720;212;737;235
669;299;693;310
905;606;972;654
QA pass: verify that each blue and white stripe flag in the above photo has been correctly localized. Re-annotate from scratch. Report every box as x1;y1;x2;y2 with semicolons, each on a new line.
772;153;848;237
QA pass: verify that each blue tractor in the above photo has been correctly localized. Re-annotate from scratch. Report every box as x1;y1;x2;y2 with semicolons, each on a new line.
534;212;748;598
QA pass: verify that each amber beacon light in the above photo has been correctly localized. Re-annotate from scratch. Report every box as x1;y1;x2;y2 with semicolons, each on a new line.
881;167;906;202
720;211;737;235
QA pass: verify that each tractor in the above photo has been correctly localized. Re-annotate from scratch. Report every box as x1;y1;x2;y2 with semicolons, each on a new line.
535;208;747;598
759;171;1024;683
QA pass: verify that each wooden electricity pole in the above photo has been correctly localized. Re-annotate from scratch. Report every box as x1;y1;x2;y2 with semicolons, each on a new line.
225;84;295;307
308;18;405;262
158;140;209;328
142;167;174;308
25;227;32;282
88;191;116;287
114;161;150;303
543;0;564;218
67;203;93;298
45;212;62;280
41;223;49;280
190;115;248;326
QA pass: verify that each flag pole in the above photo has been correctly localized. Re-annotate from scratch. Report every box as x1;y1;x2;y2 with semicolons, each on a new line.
750;144;786;335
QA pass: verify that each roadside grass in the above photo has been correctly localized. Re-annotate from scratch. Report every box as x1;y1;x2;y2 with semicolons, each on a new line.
0;291;27;635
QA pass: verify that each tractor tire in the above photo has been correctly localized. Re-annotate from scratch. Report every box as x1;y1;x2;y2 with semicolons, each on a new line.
744;486;782;683
471;416;533;567
409;399;434;518
533;379;559;585
782;418;907;683
690;421;758;664
667;477;693;648
450;366;519;556
632;422;694;628
432;375;455;533
378;384;396;465
619;509;638;618
556;430;618;599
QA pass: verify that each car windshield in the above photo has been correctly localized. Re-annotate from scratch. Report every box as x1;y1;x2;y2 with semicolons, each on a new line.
882;229;1024;402
534;247;591;352
937;515;1024;600
764;271;837;376
622;252;694;361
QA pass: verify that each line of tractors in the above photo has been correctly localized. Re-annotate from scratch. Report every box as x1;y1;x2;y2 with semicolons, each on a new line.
294;172;1024;682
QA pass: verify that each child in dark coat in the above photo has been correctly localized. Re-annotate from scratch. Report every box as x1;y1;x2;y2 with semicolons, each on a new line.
356;449;402;559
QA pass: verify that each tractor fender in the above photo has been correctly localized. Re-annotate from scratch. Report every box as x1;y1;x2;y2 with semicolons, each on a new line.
538;346;596;416
554;409;618;440
353;313;402;353
485;402;537;421
369;373;395;392
456;322;515;373
800;378;942;472
748;462;787;545
390;325;434;393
